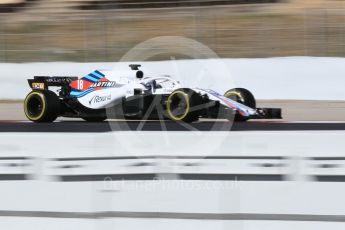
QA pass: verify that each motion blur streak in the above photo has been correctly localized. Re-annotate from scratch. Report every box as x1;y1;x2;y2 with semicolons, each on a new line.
0;0;345;62
0;131;345;229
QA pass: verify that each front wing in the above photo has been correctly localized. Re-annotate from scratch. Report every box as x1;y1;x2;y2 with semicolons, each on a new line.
193;88;282;120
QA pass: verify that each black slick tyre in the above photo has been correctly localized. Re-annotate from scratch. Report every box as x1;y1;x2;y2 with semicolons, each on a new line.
166;88;201;123
224;88;256;122
224;88;256;109
24;90;60;122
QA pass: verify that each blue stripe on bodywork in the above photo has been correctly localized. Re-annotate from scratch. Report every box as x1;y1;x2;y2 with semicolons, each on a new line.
82;75;98;83
94;70;105;78
89;73;101;80
81;70;105;82
70;88;94;98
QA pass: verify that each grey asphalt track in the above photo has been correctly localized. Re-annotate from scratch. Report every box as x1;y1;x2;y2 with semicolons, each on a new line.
0;120;345;132
1;100;345;131
0;210;345;222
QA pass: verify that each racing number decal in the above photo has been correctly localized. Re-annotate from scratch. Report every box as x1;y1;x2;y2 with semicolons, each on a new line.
69;79;91;91
69;79;92;91
69;70;114;97
70;79;92;91
77;80;84;90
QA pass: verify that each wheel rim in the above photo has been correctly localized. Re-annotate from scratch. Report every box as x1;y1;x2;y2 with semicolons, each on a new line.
224;91;244;104
24;92;46;121
167;91;190;121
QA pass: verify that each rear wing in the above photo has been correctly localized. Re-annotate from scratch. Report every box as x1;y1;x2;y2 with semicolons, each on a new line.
28;76;78;90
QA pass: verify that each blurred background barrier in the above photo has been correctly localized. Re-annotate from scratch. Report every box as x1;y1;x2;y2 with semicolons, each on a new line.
1;131;345;183
2;131;345;228
0;0;344;62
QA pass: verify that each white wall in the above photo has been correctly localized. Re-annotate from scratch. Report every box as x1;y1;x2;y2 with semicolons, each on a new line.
2;57;345;100
1;131;345;230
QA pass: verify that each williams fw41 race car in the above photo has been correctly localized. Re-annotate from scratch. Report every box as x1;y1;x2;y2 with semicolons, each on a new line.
24;64;282;123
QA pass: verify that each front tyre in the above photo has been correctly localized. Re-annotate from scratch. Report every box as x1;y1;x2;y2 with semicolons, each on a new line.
166;88;201;123
224;88;256;122
24;90;60;122
224;88;256;109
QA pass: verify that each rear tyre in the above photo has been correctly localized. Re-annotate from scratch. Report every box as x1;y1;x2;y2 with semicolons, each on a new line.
24;90;60;122
166;88;201;123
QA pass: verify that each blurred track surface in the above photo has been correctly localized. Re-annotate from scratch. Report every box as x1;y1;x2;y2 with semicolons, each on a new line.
1;121;345;132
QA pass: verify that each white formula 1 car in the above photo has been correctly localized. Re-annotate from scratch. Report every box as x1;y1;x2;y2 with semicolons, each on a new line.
24;64;281;122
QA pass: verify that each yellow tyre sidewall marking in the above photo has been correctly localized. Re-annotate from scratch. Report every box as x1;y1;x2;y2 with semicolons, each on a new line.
167;91;190;121
224;91;244;101
24;91;46;121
